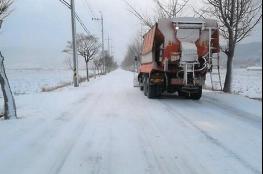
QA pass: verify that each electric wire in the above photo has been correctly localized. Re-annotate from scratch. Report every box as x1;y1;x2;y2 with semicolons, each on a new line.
59;0;91;34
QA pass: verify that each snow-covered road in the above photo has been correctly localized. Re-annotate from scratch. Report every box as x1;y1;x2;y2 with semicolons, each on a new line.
0;69;262;174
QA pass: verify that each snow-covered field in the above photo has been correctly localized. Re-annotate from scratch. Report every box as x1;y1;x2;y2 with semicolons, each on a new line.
5;69;88;95
3;68;261;100
0;69;261;174
206;68;262;99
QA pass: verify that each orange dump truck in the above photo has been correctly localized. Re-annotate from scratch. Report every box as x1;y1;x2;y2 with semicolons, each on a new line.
138;17;220;99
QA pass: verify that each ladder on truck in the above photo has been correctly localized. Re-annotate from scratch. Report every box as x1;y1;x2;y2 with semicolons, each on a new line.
208;28;223;91
208;53;223;91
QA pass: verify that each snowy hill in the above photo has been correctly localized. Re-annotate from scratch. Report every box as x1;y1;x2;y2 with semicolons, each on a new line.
220;42;262;68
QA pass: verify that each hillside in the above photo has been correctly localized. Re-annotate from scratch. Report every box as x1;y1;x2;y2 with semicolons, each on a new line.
220;42;262;67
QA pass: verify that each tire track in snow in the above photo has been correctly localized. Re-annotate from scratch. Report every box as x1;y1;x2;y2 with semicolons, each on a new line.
201;96;262;129
129;92;207;174
0;92;100;174
161;101;261;174
128;93;175;174
50;93;103;174
0;92;94;151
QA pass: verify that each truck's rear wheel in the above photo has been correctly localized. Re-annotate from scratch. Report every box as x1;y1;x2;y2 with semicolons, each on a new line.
139;77;144;91
147;85;162;99
178;90;185;97
146;77;155;99
154;85;162;97
139;81;144;91
147;85;155;99
143;76;162;99
143;76;148;96
191;86;202;100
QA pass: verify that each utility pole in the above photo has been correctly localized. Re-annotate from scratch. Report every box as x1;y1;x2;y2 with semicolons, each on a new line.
106;35;112;55
111;45;114;57
92;11;106;74
105;35;112;73
101;12;105;74
92;12;105;74
70;0;79;87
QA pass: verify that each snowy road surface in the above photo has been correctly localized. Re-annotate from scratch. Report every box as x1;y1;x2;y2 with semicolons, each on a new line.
0;69;262;174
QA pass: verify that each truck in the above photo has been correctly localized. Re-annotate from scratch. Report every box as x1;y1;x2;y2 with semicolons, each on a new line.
137;17;220;100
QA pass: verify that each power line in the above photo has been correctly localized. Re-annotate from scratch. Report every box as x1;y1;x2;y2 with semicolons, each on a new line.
82;0;96;18
75;13;90;34
59;0;70;8
59;0;90;35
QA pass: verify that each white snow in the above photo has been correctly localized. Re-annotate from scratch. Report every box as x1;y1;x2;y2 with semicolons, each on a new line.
247;66;262;71
171;17;205;24
4;69;88;95
0;69;261;174
206;68;262;99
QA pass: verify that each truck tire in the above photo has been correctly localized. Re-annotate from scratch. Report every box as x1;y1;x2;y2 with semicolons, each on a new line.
147;85;156;99
148;84;162;99
143;76;148;96
140;84;144;91
144;76;161;99
178;90;185;97
139;77;144;91
155;85;162;97
191;87;202;100
145;77;154;98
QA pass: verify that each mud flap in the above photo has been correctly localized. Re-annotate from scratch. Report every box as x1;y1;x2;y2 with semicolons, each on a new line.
133;76;140;87
133;73;140;87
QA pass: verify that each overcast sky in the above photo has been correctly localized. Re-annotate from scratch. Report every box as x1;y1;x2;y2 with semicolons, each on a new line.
0;0;261;68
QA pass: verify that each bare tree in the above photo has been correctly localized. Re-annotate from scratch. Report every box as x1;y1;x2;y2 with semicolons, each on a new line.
64;33;100;82
0;0;13;19
155;0;190;18
121;36;142;70
93;58;103;76
201;0;262;92
0;0;17;120
92;63;97;79
104;51;118;73
64;56;74;71
124;0;189;28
